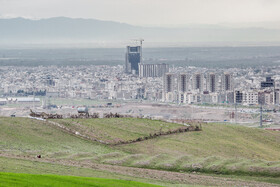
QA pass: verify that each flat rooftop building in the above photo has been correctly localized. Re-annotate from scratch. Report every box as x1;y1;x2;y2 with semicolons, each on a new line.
138;63;169;77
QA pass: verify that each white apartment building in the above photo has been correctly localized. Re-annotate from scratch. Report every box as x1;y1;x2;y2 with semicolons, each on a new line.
242;90;258;105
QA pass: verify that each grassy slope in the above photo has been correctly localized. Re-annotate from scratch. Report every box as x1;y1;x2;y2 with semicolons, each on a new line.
0;172;160;187
0;117;114;158
116;123;280;176
51;118;183;143
119;123;280;160
51;118;280;176
1;117;280;178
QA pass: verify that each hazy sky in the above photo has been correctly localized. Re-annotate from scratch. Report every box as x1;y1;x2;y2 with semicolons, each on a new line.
1;0;280;26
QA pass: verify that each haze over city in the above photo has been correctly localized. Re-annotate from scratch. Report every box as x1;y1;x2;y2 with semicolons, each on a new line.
1;0;280;27
1;1;280;187
0;0;280;47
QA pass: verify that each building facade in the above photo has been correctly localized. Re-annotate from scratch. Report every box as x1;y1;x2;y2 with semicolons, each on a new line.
138;63;169;77
192;73;204;92
206;73;218;93
125;46;142;74
163;73;176;102
221;73;233;92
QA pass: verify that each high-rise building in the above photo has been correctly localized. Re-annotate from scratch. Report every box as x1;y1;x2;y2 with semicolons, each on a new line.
138;63;169;77
178;73;189;103
192;73;203;92
164;73;175;93
178;73;189;93
125;46;141;74
163;73;176;102
206;73;218;93
221;73;233;91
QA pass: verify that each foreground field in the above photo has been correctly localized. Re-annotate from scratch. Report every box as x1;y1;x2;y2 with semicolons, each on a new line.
0;172;160;187
0;156;170;186
1;117;280;186
52;118;280;177
1;156;279;187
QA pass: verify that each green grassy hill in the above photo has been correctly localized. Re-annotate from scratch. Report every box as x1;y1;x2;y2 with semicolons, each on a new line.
116;123;280;176
51;118;183;143
1;117;280;181
0;172;160;187
51;118;280;176
0;117;113;158
119;122;280;160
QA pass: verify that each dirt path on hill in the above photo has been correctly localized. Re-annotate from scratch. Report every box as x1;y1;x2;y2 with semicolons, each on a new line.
0;153;278;187
44;119;201;146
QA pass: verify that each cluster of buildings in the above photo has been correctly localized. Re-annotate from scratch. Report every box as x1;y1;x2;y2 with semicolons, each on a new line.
163;72;234;104
162;69;280;106
0;64;279;106
124;42;280;106
0;65;163;102
234;76;277;105
0;43;280;107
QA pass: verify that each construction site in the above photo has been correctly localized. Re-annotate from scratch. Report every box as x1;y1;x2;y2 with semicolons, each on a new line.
1;98;280;130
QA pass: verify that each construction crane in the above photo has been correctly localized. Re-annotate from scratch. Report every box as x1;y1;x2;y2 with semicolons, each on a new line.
132;38;144;46
132;38;144;63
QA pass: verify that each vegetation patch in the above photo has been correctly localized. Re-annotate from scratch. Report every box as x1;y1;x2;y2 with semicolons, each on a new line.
0;172;160;187
51;118;191;144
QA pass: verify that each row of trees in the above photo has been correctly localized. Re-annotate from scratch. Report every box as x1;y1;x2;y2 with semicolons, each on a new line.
17;89;46;96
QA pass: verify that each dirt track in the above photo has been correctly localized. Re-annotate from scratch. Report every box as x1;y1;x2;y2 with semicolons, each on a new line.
45;119;201;146
0;153;278;187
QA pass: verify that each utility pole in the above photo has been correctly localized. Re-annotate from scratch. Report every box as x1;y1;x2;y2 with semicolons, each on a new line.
33;82;35;110
273;82;276;105
260;104;263;128
235;102;237;124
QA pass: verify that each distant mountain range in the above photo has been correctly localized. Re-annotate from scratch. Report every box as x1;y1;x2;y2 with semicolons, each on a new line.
0;17;280;47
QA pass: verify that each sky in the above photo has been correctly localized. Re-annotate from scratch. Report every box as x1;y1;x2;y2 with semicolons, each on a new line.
0;0;280;26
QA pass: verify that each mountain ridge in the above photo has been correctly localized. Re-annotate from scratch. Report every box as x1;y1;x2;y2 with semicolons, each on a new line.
1;17;280;46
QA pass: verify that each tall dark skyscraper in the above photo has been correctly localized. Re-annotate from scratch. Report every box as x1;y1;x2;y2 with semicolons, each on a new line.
125;46;142;74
